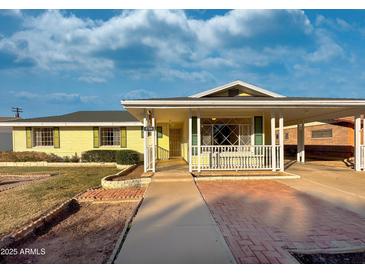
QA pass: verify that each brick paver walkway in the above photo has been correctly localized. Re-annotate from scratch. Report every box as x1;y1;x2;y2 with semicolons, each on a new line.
77;187;145;201
197;180;365;264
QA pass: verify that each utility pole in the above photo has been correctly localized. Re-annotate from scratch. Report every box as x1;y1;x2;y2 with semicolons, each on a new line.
11;107;23;118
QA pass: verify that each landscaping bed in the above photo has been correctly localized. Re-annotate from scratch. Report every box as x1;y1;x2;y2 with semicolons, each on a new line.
292;251;365;264
1;201;139;264
109;165;145;181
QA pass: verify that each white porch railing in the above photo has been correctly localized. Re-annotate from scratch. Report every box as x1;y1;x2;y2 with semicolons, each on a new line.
191;145;281;171
361;145;365;170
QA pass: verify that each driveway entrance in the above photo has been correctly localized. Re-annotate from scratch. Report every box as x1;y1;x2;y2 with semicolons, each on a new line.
284;162;365;217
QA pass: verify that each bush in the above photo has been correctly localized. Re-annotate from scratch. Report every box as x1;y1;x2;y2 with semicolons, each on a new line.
0;151;64;162
62;154;80;163
81;150;118;162
116;150;140;165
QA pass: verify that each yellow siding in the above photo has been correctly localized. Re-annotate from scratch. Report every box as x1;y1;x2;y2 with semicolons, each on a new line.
13;126;144;157
181;118;189;161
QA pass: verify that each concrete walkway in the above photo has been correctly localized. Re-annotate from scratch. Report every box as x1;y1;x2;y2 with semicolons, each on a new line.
115;159;235;264
284;162;365;217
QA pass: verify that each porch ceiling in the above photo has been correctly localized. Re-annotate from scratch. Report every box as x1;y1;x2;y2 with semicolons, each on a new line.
125;106;363;126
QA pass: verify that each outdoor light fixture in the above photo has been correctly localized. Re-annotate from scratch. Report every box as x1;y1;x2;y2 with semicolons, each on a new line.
212;117;216;121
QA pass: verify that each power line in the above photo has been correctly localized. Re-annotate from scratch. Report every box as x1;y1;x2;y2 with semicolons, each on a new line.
11;107;23;118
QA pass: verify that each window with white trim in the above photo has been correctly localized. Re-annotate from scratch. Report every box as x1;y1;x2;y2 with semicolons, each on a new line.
201;118;252;146
33;128;54;147
100;128;120;146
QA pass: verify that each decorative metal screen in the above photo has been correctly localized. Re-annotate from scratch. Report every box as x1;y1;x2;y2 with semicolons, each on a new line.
100;128;120;146
33;128;53;147
201;118;252;146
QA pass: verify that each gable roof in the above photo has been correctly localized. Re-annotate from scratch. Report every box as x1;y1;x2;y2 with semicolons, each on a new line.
190;80;285;98
0;111;142;127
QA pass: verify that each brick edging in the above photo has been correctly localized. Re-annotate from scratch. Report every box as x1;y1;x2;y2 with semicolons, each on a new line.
0;162;123;168
0;198;78;249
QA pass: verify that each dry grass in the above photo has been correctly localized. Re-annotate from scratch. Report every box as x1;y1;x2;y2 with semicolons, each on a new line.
0;166;118;237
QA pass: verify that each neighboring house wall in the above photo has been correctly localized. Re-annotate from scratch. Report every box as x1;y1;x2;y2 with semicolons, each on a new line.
0;127;12;151
283;122;355;159
284;123;354;146
13;126;145;157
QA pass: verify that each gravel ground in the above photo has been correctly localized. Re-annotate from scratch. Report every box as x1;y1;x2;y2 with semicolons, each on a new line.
2;202;139;264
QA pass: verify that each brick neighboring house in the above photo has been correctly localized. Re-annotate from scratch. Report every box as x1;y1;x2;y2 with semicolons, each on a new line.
282;117;357;159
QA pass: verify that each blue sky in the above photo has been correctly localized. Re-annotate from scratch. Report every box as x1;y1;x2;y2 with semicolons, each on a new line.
1;9;365;118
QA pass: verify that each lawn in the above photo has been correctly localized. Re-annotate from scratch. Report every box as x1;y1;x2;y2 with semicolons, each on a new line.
0;166;118;237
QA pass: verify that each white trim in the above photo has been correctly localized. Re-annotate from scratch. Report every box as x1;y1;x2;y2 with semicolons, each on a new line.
279;114;284;172
271;114;276;172
122;99;365;108
189;80;285;98
354;115;361;171
188;115;192;173
143;117;148;173
197;115;201;172
152;116;156;173
0;122;142;127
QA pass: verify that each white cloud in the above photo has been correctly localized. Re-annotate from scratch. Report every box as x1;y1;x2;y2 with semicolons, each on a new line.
306;29;344;62
122;89;157;99
11;91;98;104
0;10;314;83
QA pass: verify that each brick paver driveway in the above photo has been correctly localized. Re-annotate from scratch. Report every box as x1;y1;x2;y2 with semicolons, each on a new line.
197;180;365;264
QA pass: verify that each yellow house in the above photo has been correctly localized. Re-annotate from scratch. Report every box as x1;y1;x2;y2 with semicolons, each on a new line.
1;80;365;172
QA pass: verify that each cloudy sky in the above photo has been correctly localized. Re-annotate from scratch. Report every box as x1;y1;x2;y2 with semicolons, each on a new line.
0;9;365;117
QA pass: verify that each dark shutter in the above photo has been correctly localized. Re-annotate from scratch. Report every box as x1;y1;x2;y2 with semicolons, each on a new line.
192;116;197;145
254;116;263;145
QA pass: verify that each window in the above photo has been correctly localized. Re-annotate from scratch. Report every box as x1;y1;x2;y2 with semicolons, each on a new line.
201;118;252;146
141;126;144;138
33;128;53;147
312;129;333;139
100;128;120;146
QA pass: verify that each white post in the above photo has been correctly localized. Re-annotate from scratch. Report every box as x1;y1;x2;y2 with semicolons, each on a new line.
279;114;284;171
188;115;192;173
297;122;305;163
354;114;361;171
297;124;301;162
197;115;201;172
143;117;147;173
271;114;276;172
152;116;156;173
362;114;365;146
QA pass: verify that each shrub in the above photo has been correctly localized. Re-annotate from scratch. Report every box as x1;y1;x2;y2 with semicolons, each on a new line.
81;150;118;162
62;154;80;163
116;150;140;165
0;151;63;162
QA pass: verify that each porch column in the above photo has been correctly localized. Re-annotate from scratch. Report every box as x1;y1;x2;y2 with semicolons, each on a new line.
151;115;156;173
143;116;148;173
188;114;192;173
279;114;284;171
197;115;201;172
271;114;276;172
354;114;361;171
297;122;305;163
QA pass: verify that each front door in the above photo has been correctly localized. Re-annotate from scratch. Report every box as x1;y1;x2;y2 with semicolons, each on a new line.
169;128;181;157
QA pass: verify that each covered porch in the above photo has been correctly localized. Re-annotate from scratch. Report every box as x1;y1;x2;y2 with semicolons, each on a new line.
122;81;365;174
132;107;365;174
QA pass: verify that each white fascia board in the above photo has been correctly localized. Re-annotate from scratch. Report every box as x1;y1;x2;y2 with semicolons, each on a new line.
122;99;365;108
0;122;143;127
189;80;286;98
